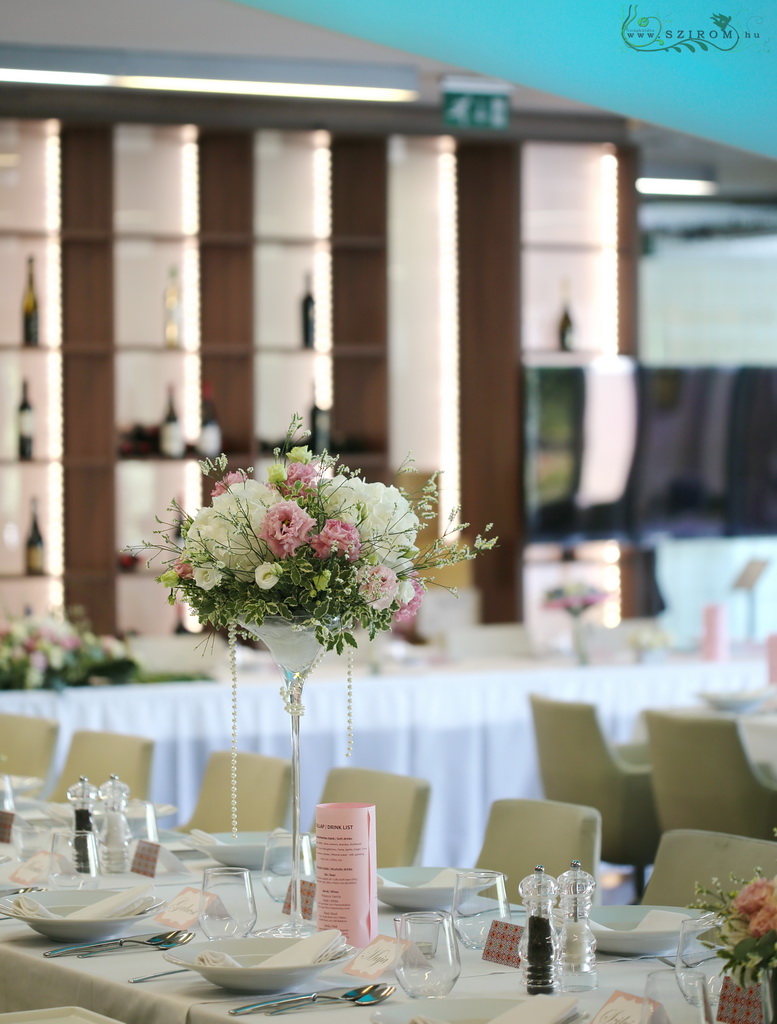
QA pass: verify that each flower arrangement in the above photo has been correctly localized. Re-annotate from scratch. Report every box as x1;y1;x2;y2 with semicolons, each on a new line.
694;869;777;985
0;611;137;691
628;624;672;653
543;583;609;617
149;414;496;651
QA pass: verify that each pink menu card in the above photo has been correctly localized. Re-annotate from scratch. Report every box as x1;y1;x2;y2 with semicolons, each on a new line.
315;802;377;948
767;634;777;684
702;603;729;661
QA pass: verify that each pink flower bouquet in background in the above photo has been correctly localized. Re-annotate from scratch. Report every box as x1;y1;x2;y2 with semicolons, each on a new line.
694;867;777;985
543;583;609;618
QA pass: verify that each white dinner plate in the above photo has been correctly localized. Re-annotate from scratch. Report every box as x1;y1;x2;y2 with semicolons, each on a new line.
696;688;774;714
377;867;467;911
590;905;700;956
371;997;526;1024
163;936;354;993
0;889;165;942
7;776;44;795
188;831;271;870
0;1009;124;1024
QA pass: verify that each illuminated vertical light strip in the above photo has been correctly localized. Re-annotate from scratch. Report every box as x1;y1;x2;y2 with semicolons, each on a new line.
181;130;201;450
438;137;460;534
45;124;64;605
312;132;333;412
600;150;619;356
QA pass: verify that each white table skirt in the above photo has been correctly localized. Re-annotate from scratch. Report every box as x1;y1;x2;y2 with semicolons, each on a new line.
0;652;770;867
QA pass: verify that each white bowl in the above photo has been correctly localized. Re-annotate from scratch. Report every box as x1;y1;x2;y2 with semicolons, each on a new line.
163;936;353;993
0;889;164;942
191;832;271;870
590;905;701;956
697;688;774;714
376;866;465;911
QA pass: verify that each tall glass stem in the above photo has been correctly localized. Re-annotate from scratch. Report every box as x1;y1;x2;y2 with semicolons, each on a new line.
287;674;305;936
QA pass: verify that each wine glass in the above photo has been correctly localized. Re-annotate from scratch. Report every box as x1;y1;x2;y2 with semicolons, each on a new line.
451;869;510;950
394;911;461;998
642;969;715;1024
676;914;726;1019
199;867;257;940
48;830;100;889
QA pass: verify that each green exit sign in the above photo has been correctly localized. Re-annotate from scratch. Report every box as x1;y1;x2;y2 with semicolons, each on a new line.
443;91;511;130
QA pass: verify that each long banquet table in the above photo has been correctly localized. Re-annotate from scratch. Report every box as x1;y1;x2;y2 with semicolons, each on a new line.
1;651;773;867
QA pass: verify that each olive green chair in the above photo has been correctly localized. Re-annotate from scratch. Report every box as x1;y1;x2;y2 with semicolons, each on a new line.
475;797;602;896
316;767;430;867
179;751;291;833
642;829;777;907
644;711;777;838
0;712;59;793
48;730;154;801
530;693;661;896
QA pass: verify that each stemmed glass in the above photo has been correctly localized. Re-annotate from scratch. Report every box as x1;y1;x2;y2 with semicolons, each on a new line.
676;914;726;1019
199;866;257;940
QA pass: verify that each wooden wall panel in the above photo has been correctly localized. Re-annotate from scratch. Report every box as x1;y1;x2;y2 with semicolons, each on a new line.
332;249;387;347
199;132;253;237
457;142;522;623
199;245;253;347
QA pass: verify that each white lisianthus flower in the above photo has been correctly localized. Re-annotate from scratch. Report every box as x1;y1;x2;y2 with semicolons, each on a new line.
193;566;222;591
187;480;283;572
255;562;281;590
396;579;416;605
321;475;364;525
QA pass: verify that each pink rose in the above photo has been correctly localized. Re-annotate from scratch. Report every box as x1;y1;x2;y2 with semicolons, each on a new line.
211;470;248;498
279;462;319;498
358;564;399;610
734;878;775;917
258;501;316;559
310;519;362;561
749;901;777;939
174;557;194;579
394;577;424;625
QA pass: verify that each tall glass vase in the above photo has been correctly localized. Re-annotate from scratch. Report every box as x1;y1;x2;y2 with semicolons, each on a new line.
762;969;777;1024
239;615;325;938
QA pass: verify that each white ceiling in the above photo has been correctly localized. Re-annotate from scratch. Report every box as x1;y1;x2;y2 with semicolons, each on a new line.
3;0;777;198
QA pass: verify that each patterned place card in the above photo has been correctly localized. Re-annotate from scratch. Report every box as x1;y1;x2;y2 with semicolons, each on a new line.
0;810;14;844
482;919;525;967
718;976;763;1024
589;990;645;1024
131;840;161;877
282;880;316;920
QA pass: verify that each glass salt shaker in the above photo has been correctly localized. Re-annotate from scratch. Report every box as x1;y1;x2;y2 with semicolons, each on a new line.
66;776;99;874
518;864;559;994
98;775;132;873
557;860;598;991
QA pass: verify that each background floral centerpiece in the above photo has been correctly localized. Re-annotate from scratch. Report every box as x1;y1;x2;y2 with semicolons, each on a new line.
0;611;137;691
544;582;609;665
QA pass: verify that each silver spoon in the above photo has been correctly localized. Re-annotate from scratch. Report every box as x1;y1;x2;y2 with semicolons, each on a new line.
45;929;191;958
265;985;396;1016
78;930;195;958
229;984;387;1016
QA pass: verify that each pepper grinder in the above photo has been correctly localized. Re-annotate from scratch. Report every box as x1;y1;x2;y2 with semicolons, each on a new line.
557;860;598;991
98;775;132;874
66;776;98;874
518;864;559;994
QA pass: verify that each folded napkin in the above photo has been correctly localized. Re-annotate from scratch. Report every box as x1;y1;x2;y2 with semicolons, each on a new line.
377;869;460;889
13;884;156;921
260;929;347;968
196;949;241;968
593;910;689;933
409;995;578;1024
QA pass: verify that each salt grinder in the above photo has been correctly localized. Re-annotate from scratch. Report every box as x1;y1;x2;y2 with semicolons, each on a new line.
557;859;598;991
518;864;558;994
98;774;132;873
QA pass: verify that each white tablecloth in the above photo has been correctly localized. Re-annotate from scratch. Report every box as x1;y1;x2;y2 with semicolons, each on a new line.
0;652;771;867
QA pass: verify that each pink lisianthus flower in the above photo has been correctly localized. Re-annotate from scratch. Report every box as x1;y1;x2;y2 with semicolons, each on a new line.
393;577;424;625
358;564;399;610
258;501;316;559
278;461;319;498
735;877;777;930
174;557;194;580
211;470;249;498
310;519;362;561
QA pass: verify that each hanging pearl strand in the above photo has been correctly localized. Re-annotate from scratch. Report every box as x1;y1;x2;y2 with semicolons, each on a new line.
228;621;239;840
346;646;354;758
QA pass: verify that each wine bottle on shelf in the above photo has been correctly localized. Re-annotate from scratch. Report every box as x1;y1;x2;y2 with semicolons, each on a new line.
25;497;45;576
22;256;39;347
197;381;222;458
163;266;181;349
17;380;34;461
558;280;574;353
310;404;331;455
159;387;185;458
301;272;315;349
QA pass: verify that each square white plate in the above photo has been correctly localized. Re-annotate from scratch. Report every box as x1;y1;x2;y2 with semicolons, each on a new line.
0;1009;124;1023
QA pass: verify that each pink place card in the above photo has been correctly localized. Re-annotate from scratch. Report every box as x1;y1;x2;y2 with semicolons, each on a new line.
767;635;777;684
315;802;377;948
482;919;525;967
717;976;763;1024
9;850;50;885
0;811;14;844
131;840;161;877
590;990;645;1024
154;886;205;929
343;935;409;979
702;603;729;661
282;880;316;920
